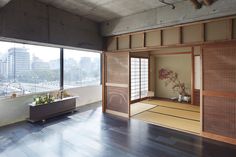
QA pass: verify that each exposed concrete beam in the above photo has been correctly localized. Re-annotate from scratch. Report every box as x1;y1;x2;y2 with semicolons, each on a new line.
0;0;102;50
189;0;202;9
101;0;236;36
203;0;213;6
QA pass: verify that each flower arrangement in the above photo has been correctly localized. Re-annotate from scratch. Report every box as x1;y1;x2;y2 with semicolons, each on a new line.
159;68;188;96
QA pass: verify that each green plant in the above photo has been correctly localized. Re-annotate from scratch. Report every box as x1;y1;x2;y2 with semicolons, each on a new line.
34;94;55;105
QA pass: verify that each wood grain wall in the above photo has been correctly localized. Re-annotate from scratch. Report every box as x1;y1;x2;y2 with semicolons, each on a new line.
104;52;130;117
202;44;236;139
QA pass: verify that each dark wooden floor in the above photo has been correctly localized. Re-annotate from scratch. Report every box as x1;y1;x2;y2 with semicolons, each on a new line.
0;101;236;157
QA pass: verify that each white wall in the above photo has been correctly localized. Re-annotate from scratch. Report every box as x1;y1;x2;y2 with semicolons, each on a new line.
194;56;201;89
65;85;102;107
0;85;102;127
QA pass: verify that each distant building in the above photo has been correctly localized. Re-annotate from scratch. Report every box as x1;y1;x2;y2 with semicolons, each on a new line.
7;48;30;80
31;56;50;70
49;59;60;70
0;59;7;78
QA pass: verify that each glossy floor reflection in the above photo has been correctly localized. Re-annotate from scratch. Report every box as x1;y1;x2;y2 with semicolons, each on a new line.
0;101;236;157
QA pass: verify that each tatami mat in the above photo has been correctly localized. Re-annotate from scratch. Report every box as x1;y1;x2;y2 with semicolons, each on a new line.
150;106;200;121
142;100;200;112
133;111;201;134
130;102;156;116
132;99;200;134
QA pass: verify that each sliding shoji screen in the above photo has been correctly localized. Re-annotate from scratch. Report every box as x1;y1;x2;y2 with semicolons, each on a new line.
131;58;149;101
131;58;140;101
141;58;149;98
202;43;236;138
105;52;129;117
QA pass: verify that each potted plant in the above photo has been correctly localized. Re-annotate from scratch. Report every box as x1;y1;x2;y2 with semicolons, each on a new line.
28;93;76;122
159;68;190;102
33;93;55;105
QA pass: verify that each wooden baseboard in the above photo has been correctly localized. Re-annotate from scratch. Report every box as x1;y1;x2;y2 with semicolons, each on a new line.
201;132;236;145
106;109;129;118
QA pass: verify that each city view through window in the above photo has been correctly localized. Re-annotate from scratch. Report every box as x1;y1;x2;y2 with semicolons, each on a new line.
0;41;101;99
64;49;101;88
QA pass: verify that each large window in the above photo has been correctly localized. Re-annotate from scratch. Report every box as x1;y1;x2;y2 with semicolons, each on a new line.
0;41;101;100
131;57;149;101
0;41;60;99
64;49;101;88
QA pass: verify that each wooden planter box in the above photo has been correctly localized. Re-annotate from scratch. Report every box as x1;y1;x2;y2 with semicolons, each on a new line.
28;97;76;122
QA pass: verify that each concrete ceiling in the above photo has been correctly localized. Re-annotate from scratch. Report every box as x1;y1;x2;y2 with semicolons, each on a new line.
0;0;11;7
0;0;185;22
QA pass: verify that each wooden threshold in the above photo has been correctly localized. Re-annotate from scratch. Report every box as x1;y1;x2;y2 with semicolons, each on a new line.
202;132;236;145
106;109;129;118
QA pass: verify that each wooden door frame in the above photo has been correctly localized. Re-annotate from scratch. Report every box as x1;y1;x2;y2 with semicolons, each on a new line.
102;51;130;118
150;51;194;105
129;56;150;105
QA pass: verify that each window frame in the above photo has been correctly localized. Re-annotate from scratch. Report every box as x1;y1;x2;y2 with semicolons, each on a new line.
0;39;102;100
130;56;149;103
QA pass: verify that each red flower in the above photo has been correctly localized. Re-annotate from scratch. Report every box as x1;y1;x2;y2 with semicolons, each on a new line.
158;68;188;96
159;68;170;80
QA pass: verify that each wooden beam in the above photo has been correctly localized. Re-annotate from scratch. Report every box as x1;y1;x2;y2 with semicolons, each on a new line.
189;0;202;9
203;0;213;6
179;27;183;44
102;53;106;113
228;19;233;40
191;48;195;105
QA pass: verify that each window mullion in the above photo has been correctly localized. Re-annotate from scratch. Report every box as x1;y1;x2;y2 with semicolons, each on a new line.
60;48;64;90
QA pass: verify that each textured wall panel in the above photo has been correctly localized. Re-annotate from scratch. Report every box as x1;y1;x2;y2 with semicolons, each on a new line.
162;28;180;45
203;96;235;138
106;52;129;84
131;33;143;48
107;37;117;51
203;47;236;92
205;20;229;41
146;30;161;47
106;86;128;113
183;24;202;43
203;44;236;138
118;35;130;50
105;52;129;114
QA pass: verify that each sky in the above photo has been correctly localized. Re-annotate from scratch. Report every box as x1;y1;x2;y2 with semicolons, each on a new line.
0;41;101;62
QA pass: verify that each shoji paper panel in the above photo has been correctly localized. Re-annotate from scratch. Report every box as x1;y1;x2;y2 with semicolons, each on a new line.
131;33;144;48
105;52;129;115
145;30;161;47
205;20;229;41
162;27;180;45
107;37;117;51
183;24;202;43
118;35;130;50
106;53;129;84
